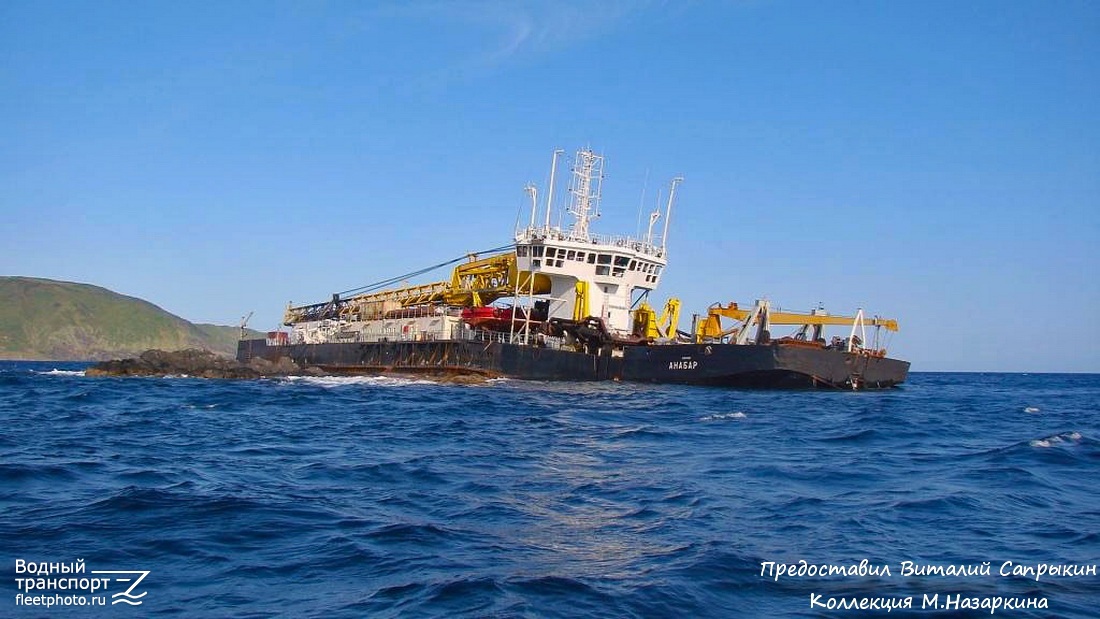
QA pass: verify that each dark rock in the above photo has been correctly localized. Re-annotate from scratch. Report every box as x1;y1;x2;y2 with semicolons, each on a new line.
87;348;303;379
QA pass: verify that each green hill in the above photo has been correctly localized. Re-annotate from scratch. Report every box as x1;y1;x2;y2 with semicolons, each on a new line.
0;276;261;361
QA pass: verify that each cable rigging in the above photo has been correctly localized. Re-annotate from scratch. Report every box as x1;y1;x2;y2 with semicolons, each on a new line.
335;244;514;298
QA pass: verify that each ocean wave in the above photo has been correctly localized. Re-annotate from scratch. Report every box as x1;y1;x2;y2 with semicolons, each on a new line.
1030;431;1084;448
700;411;746;421
365;522;461;545
279;375;439;388
507;575;609;598
610;425;676;440
889;493;982;512
0;462;79;482
34;369;86;376
818;428;878;442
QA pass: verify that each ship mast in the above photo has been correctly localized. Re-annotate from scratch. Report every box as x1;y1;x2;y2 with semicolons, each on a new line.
567;149;604;240
662;176;683;251
544;149;563;229
525;183;538;228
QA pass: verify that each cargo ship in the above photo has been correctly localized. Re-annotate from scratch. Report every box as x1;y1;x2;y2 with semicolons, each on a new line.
238;148;909;389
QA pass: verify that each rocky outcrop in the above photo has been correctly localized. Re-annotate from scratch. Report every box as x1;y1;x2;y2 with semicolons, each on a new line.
86;349;309;379
86;348;492;384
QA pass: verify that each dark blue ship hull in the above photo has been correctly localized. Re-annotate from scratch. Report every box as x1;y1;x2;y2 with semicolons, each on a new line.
238;339;909;389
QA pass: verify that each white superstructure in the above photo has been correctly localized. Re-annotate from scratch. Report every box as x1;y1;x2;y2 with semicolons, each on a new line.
515;148;682;335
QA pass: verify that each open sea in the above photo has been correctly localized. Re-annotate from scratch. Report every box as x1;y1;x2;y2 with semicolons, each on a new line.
1;361;1097;617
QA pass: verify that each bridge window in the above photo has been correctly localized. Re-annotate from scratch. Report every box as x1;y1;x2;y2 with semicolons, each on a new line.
587;253;596;264
532;246;544;257
566;250;575;260
517;246;528;257
614;255;630;267
532;259;541;269
596;266;609;276
575;251;585;261
597;254;612;265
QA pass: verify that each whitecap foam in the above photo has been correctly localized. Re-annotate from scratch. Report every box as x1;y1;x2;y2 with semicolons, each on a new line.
1030;431;1083;448
1024;406;1041;413
35;369;86;377
280;375;437;388
700;411;747;422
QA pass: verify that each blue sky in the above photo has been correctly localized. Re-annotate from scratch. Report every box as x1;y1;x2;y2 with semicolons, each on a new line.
2;1;1097;372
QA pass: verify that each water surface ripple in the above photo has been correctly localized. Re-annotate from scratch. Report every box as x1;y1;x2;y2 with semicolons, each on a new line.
2;364;1098;617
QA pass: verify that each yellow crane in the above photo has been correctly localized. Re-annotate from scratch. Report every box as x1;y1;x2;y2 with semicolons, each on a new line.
283;251;552;325
632;298;682;340
695;300;898;350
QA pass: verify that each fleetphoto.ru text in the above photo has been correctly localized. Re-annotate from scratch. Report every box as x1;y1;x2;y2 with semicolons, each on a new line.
15;559;151;609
